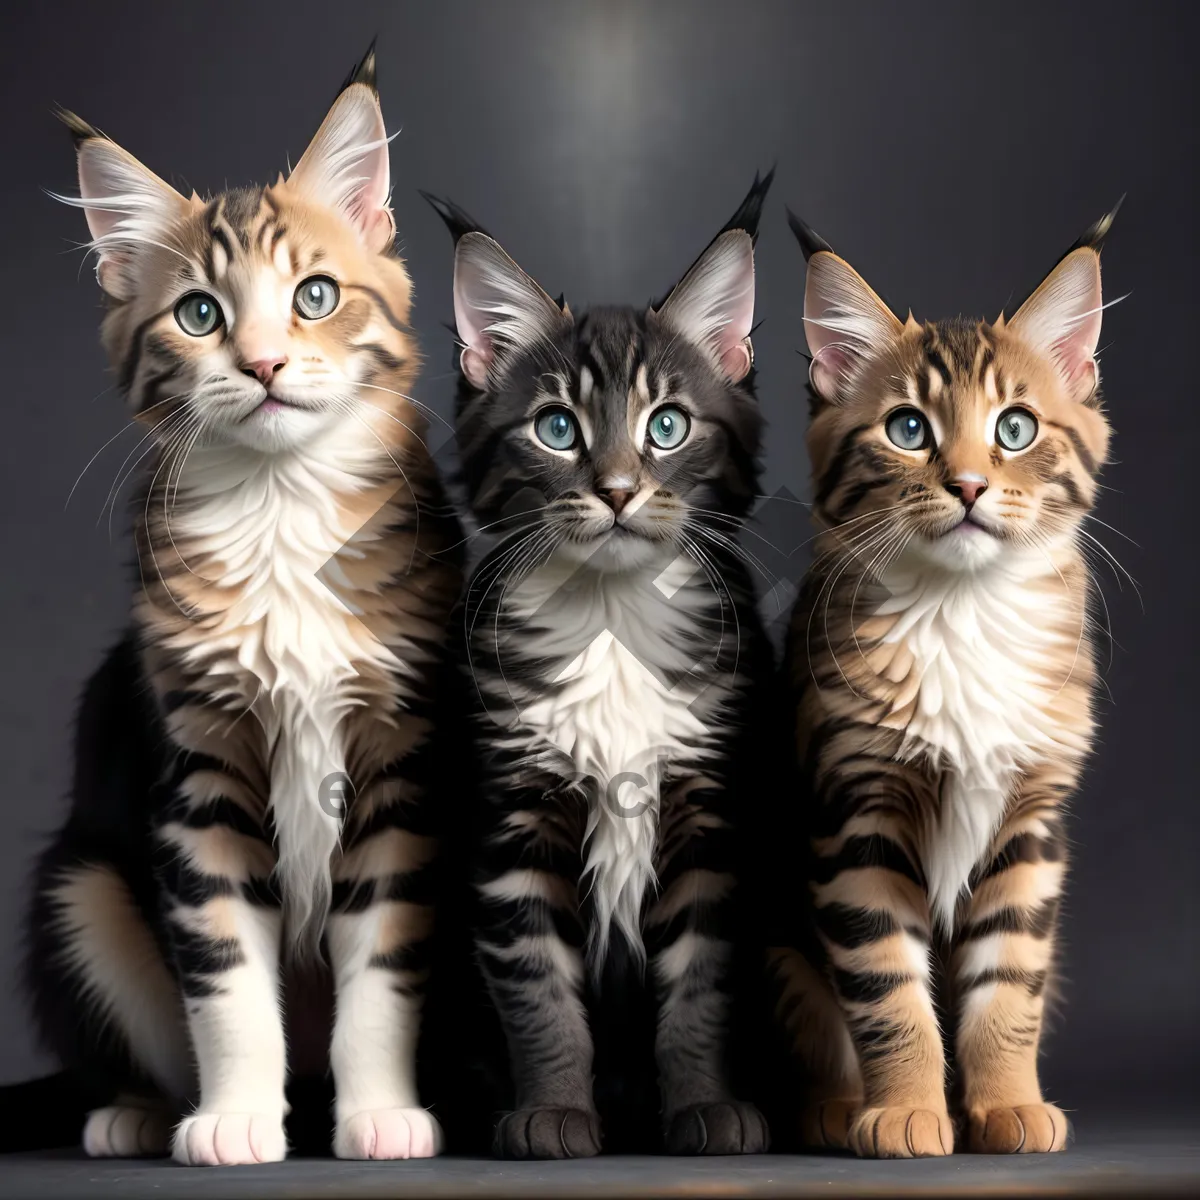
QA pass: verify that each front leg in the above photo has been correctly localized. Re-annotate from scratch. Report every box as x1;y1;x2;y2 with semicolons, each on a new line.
156;758;288;1166
327;776;443;1161
647;781;768;1155
476;779;600;1159
810;768;953;1158
955;777;1071;1154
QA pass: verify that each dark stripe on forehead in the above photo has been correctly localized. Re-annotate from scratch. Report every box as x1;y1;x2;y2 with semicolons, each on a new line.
205;211;235;278
925;345;953;389
220;188;264;244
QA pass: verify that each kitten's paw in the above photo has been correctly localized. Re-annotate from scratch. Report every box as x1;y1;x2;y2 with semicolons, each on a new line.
171;1112;287;1165
849;1106;953;1158
493;1107;601;1159
665;1101;770;1155
83;1106;172;1157
966;1103;1068;1153
334;1108;443;1160
798;1098;858;1150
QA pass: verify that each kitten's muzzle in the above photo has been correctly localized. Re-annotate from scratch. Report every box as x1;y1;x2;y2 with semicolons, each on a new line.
596;487;633;516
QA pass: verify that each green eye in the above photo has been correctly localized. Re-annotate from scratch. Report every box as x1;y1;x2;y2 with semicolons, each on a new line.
174;292;224;337
885;408;931;451
996;407;1038;451
534;407;578;451
648;406;689;450
293;276;340;319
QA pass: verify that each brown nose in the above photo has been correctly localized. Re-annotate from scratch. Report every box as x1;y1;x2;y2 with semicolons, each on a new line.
597;488;633;516
946;476;988;508
240;355;288;385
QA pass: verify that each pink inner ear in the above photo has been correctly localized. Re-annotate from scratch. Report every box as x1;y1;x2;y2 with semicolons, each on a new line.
809;343;855;402
721;342;752;382
1056;345;1097;397
460;346;490;390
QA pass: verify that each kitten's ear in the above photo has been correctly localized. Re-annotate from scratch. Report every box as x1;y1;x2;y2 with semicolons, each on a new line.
792;210;903;404
288;42;395;253
56;108;190;300
451;231;570;390
1008;204;1119;403
656;170;773;383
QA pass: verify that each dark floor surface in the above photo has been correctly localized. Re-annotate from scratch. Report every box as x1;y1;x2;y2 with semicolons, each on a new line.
2;1122;1197;1200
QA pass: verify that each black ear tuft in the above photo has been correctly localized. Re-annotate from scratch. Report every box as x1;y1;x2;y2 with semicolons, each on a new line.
1061;196;1124;259
55;105;104;148
785;208;834;261
420;191;493;244
718;166;776;243
340;38;379;95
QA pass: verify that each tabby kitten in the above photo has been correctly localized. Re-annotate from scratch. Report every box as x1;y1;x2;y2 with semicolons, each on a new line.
25;48;462;1164
425;177;775;1157
771;210;1117;1157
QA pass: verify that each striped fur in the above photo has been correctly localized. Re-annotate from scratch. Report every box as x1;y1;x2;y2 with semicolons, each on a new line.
25;48;463;1165
430;177;775;1157
771;212;1117;1157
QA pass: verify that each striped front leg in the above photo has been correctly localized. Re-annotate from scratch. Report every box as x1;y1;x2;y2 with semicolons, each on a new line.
328;775;442;1161
647;782;767;1155
476;782;600;1160
155;754;287;1166
810;777;953;1158
954;780;1070;1154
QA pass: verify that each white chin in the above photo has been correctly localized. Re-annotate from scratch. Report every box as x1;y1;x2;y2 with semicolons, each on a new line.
557;531;670;572
911;527;1005;571
225;407;330;453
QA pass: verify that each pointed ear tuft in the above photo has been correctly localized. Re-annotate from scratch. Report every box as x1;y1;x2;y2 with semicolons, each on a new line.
1009;244;1105;402
421;191;492;244
53;119;189;300
452;232;569;390
786;208;834;262
803;250;903;404
655;173;771;383
1008;206;1118;402
717;166;775;243
289;63;394;252
339;39;379;95
55;106;104;149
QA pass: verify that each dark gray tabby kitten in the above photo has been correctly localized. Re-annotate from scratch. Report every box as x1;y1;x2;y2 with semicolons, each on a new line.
425;175;776;1158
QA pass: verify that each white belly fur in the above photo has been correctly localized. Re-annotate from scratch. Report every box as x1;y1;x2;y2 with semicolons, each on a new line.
875;549;1077;931
508;553;718;966
173;437;402;950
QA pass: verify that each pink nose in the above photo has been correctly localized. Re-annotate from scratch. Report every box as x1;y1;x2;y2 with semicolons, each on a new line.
240;354;288;385
946;476;988;508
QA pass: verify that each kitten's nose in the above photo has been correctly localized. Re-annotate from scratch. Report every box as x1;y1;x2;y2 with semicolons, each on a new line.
597;487;633;516
946;474;988;509
240;354;288;385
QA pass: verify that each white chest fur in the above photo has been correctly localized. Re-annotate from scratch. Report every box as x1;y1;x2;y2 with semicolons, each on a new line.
504;553;717;964
173;436;397;947
874;548;1078;930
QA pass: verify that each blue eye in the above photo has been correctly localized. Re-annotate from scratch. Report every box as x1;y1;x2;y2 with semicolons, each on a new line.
995;407;1038;451
885;408;931;451
648;406;689;450
174;292;224;337
293;276;339;319
534;407;578;451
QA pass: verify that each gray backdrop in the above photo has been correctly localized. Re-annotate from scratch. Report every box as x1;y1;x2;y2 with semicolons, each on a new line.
1;1;1195;1113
